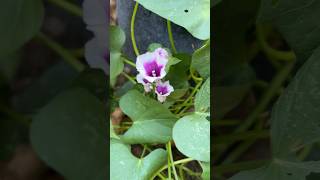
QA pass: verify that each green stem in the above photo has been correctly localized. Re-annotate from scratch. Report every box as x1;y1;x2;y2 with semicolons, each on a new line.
256;24;295;61
175;81;203;115
179;165;185;180
213;119;240;126
179;166;201;176
167;152;172;179
235;62;295;133
216;62;294;161
190;68;203;82
214;130;269;145
157;173;166;180
0;102;31;126
221;119;265;164
298;145;312;160
167;20;177;54
140;145;147;159
70;48;84;58
131;2;140;56
123;58;136;67
47;0;82;17
122;72;137;85
213;160;269;174
36;33;85;72
167;142;179;180
151;158;194;180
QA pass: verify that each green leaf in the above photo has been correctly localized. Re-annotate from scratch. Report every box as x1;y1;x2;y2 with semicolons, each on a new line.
135;0;210;40
258;0;320;62
119;90;177;144
110;52;124;86
12;62;78;114
230;160;320;180
166;53;191;100
192;41;210;78
109;25;125;52
30;88;107;180
0;0;44;56
147;43;163;52
109;25;126;86
172;114;210;162
201;162;211;180
71;69;108;102
230;46;320;180
195;78;210;113
110;139;167;180
165;56;182;73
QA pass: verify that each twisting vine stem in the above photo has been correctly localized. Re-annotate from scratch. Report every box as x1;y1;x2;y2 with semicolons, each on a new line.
151;158;194;180
167;141;179;180
131;2;140;56
36;32;85;72
167;20;177;54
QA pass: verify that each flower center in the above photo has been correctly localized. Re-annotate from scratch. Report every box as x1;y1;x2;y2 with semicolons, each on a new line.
143;60;163;77
156;85;168;95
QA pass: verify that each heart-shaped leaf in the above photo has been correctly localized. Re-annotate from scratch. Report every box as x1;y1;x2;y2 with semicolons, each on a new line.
30;88;107;180
172;114;210;162
110;139;167;180
135;0;210;40
0;0;44;56
192;41;210;78
119;90;177;144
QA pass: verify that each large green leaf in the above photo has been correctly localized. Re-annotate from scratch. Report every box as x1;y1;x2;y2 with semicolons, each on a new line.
110;139;167;180
258;0;320;62
172;114;210;162
135;0;210;40
0;0;44;56
30;88;107;180
119;90;177;144
192;41;210;79
230;46;320;179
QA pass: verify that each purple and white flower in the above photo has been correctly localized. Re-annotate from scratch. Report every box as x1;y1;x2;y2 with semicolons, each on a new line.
136;73;153;92
155;81;174;103
136;50;168;83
